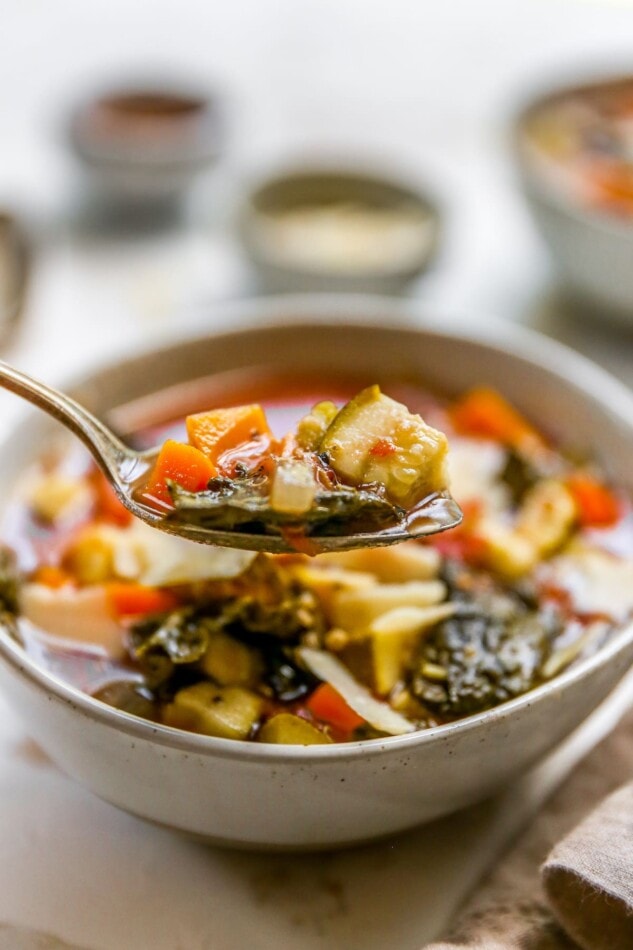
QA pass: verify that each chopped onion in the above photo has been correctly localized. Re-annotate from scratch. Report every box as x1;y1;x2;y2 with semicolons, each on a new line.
270;459;317;515
299;647;415;736
20;584;124;657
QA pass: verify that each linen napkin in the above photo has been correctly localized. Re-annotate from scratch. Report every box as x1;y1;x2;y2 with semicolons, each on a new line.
426;708;633;949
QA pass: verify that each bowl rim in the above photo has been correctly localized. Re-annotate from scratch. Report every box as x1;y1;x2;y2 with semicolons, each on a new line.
1;295;633;763
512;69;633;238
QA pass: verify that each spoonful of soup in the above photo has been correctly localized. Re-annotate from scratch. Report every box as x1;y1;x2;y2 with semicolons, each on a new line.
0;362;461;553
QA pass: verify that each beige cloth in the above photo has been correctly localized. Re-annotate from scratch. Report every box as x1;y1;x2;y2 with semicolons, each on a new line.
427;709;633;950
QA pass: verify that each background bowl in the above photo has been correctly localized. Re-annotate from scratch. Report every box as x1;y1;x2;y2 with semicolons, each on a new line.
514;74;633;327
238;168;440;294
0;297;632;851
68;80;224;213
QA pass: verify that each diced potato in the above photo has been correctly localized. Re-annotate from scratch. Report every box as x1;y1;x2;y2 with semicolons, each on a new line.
290;565;375;618
258;713;332;745
477;519;537;579
331;580;446;631
515;479;576;556
342;634;414;696
63;527;116;584
367;603;455;637
343;604;454;695
315;542;440;582
476;480;576;580
200;631;263;687
28;473;92;525
162;683;263;740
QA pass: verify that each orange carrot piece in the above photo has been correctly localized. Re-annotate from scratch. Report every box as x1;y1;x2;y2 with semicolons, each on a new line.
586;160;633;211
567;473;620;528
185;405;270;464
143;440;217;507
306;683;365;733
450;387;542;449
106;582;179;618
33;565;74;589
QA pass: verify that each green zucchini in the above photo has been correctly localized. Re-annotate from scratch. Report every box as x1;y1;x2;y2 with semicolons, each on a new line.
319;386;449;507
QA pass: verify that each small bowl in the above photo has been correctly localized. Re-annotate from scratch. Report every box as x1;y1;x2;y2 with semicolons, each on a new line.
0;297;632;851
514;73;633;326
238;168;440;294
68;80;224;211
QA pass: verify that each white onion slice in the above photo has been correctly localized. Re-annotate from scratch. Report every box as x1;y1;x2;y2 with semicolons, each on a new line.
299;647;415;736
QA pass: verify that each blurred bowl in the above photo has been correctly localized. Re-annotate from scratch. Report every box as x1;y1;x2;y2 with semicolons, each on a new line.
514;74;633;327
238;168;440;294
68;80;224;212
0;297;632;850
0;212;29;347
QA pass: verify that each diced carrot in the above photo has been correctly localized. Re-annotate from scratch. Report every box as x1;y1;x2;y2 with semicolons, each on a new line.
33;565;74;589
586;160;633;212
450;387;543;450
566;473;620;528
106;582;179;618
143;440;217;507
306;683;365;734
90;469;133;526
185;405;271;464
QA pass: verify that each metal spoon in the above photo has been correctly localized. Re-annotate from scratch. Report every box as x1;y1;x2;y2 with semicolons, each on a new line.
0;360;462;553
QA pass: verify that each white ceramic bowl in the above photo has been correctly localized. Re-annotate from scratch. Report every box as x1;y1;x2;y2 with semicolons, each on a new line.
0;298;632;851
514;75;633;327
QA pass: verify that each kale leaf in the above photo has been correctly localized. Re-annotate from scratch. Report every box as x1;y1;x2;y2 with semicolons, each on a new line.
167;474;400;536
411;577;560;716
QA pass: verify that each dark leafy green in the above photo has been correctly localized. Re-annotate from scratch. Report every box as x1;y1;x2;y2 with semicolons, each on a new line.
128;558;327;693
263;645;315;702
0;547;19;615
167;474;401;536
500;449;540;504
411;573;561;716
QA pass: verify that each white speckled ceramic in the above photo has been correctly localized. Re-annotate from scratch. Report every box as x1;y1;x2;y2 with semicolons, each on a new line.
514;74;633;326
0;298;632;850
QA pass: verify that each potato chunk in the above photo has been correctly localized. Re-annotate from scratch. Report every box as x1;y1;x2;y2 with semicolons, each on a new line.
163;683;263;740
258;713;332;745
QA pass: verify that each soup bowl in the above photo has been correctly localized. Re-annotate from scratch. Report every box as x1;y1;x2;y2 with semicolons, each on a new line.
0;297;631;850
514;73;633;325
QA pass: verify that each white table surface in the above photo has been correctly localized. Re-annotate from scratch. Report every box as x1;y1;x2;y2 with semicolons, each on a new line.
0;1;631;947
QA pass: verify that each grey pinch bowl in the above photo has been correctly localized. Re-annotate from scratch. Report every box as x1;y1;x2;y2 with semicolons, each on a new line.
238;168;440;295
0;297;631;852
514;72;633;326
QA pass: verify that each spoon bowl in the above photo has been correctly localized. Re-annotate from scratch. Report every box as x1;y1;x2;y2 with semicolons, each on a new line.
0;360;461;552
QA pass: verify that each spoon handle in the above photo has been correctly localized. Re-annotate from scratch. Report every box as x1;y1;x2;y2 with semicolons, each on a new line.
0;360;138;484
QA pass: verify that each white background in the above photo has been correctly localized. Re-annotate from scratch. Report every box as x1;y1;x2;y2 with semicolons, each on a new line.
0;0;631;386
